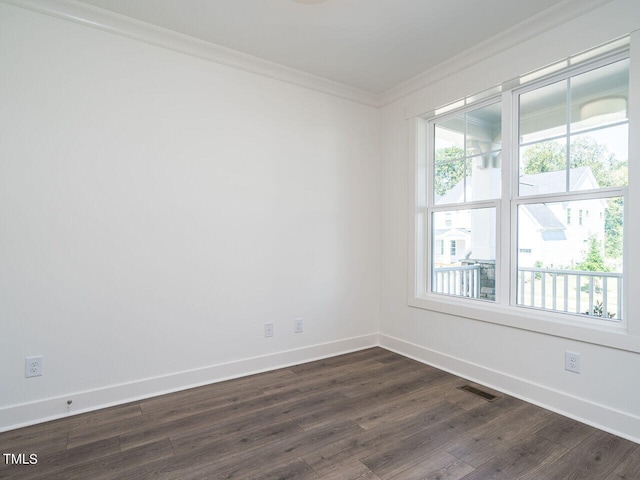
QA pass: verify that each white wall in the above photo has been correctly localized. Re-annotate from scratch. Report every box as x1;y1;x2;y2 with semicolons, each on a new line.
380;0;640;442
0;3;380;429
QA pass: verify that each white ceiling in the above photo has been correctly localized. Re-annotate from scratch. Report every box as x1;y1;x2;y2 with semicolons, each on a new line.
74;0;575;94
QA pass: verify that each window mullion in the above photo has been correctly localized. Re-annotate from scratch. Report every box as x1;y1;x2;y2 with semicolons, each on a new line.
501;90;514;307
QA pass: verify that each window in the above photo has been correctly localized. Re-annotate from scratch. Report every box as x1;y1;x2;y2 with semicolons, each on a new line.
515;55;627;321
428;101;501;301
416;44;629;328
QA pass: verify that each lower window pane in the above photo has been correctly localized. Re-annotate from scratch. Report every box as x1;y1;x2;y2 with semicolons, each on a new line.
432;208;496;301
516;198;623;320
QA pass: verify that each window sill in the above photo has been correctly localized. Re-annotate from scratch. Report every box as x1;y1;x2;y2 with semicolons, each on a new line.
408;293;640;353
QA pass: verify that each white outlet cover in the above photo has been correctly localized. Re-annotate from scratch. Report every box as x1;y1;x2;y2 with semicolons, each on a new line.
294;318;304;333
265;323;274;338
25;355;43;378
565;351;581;374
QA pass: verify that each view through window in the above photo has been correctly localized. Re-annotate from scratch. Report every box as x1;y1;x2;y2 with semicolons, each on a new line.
426;53;628;323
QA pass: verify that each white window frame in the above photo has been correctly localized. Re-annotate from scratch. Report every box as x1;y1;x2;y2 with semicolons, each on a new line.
511;51;628;321
425;96;502;303
408;37;640;352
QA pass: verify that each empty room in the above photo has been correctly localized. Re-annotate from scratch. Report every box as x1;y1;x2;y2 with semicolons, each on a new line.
1;0;639;478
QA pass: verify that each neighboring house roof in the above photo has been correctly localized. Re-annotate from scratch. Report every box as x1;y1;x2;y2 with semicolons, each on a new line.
436;166;598;205
522;203;565;228
434;228;470;239
518;166;597;195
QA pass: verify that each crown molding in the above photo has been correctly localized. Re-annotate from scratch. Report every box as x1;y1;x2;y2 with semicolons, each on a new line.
1;0;381;107
1;0;617;109
378;0;616;107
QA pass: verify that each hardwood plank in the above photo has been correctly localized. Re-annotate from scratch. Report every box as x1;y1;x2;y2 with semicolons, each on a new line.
604;444;640;479
139;382;264;416
361;397;522;478
288;392;356;431
253;459;319;480
388;453;474;480
304;400;468;476
0;429;69;457
534;412;599;448
170;415;303;456
318;459;382;479
348;372;462;430
122;419;363;480
457;435;568;480
14;438;174;480
445;402;553;467
519;430;638;480
119;389;299;451
290;359;389;394
0;436;121;480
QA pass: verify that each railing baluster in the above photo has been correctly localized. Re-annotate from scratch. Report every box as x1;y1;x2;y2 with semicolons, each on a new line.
563;273;569;312
602;276;608;319
453;270;458;296
530;271;535;307
592;275;604;315
576;274;581;314
462;269;468;297
552;273;557;311
473;266;478;297
519;270;524;305
541;272;546;309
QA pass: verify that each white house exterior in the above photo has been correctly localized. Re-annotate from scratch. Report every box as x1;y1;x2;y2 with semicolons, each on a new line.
517;166;606;268
434;166;605;268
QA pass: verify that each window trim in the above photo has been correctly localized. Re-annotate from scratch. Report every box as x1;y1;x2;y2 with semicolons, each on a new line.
408;38;640;353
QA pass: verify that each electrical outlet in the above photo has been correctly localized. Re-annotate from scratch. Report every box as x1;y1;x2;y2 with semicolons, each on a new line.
294;318;304;333
25;356;43;378
565;351;581;374
265;323;274;338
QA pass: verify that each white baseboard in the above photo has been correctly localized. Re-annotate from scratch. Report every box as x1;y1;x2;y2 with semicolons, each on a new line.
0;333;378;432
379;333;640;444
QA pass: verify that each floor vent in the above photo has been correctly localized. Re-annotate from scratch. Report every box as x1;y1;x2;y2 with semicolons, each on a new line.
458;384;498;402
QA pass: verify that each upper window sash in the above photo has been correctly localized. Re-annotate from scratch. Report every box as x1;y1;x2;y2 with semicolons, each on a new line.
513;51;630;200
427;97;502;208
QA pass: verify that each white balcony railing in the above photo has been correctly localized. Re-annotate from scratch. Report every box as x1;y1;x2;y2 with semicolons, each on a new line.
432;264;481;299
433;265;623;321
517;267;622;320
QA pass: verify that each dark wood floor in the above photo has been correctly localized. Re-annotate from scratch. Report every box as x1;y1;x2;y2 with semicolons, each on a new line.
1;348;639;479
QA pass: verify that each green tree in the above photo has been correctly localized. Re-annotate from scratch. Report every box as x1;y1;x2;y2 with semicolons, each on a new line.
569;136;626;188
576;235;609;272
522;142;565;174
522;137;627;187
604;197;623;259
434;146;469;197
